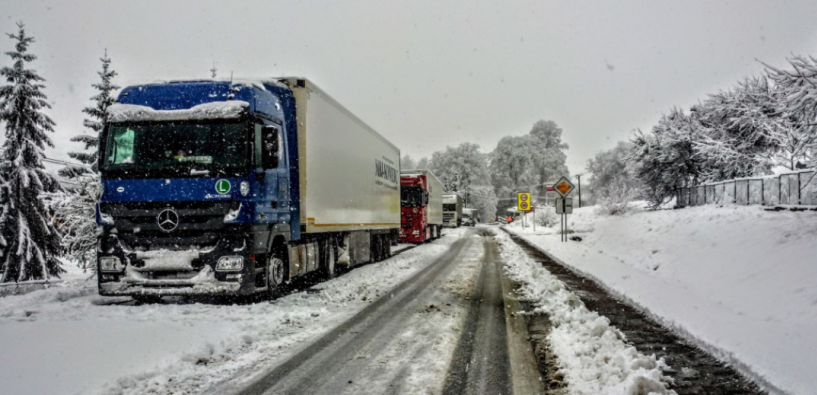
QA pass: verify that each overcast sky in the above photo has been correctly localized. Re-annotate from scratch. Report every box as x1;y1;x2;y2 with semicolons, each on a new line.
3;0;817;175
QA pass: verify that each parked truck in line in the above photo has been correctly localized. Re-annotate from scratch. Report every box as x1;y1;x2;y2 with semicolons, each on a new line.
442;193;463;227
399;170;443;243
96;78;401;300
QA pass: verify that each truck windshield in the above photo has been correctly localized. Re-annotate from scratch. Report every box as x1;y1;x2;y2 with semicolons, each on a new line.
401;186;423;207
102;121;249;178
443;204;457;212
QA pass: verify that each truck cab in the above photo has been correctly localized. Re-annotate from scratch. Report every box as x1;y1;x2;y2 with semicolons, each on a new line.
442;193;463;228
399;170;443;243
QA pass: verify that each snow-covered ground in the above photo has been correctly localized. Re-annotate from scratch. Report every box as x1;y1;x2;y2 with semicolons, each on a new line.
506;204;817;395
0;230;468;395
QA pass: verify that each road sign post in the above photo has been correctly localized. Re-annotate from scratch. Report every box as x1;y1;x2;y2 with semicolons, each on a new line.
553;177;575;242
517;192;531;229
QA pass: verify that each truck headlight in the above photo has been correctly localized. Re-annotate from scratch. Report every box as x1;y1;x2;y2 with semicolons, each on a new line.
413;208;418;213
216;256;244;271
412;230;420;235
240;181;250;197
99;256;123;272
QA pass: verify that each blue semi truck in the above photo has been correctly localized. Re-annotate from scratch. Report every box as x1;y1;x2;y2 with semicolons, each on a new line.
96;78;401;300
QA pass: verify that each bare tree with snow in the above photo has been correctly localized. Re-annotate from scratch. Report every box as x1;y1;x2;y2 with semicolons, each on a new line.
429;143;497;219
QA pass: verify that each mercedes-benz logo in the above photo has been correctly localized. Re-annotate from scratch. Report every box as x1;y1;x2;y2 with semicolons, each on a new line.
157;209;179;232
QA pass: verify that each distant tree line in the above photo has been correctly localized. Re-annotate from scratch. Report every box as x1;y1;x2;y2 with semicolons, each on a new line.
402;120;571;221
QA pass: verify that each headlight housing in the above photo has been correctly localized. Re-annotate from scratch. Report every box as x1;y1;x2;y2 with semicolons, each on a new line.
216;256;244;271
240;181;250;197
99;256;123;272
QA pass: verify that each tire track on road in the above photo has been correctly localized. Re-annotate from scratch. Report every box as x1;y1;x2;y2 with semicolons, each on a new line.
225;229;478;395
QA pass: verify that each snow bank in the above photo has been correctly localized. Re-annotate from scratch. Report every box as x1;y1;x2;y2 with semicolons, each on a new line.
107;101;249;122
508;204;817;395
494;230;675;395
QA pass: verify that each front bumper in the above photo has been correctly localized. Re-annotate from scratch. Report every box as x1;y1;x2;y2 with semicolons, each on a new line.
97;230;264;297
399;226;425;243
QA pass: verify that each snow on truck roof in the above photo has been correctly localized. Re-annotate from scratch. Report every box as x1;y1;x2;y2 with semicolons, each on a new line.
120;77;301;91
107;101;249;122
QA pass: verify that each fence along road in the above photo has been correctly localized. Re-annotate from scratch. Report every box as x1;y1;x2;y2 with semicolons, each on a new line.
677;168;817;207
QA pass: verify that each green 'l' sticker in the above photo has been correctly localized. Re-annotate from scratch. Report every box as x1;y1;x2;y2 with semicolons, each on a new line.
215;179;231;194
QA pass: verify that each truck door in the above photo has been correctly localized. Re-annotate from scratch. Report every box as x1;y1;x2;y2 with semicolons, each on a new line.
255;122;288;223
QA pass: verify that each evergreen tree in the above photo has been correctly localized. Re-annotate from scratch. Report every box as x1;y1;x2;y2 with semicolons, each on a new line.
0;23;64;282
60;49;118;177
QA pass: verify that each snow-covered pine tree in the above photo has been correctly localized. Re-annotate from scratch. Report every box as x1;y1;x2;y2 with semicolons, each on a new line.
60;49;118;178
0;23;64;282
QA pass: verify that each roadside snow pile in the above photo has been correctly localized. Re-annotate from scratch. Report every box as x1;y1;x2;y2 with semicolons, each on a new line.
494;231;675;395
107;101;249;122
507;204;817;395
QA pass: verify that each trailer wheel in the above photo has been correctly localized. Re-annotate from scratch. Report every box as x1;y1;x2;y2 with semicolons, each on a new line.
383;234;392;258
320;237;337;280
266;252;287;299
372;234;382;262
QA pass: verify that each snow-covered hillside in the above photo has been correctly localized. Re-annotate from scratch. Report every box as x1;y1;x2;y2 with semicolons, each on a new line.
507;205;817;395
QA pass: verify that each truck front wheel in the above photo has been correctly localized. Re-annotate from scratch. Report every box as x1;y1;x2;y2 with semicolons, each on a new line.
266;253;287;299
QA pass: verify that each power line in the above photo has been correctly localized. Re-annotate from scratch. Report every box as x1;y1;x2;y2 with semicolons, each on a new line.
42;157;91;169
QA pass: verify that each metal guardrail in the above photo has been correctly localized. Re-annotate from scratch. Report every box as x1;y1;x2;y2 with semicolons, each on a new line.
676;169;817;207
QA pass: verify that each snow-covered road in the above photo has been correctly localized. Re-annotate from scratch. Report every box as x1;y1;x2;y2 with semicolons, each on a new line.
0;229;471;395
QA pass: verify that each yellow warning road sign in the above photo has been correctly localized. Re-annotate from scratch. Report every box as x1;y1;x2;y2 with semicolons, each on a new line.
517;192;531;211
554;177;575;197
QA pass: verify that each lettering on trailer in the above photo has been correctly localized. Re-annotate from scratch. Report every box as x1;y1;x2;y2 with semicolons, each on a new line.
375;159;399;190
375;159;398;183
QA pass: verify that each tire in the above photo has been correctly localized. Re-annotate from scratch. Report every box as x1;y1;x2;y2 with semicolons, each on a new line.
320;237;337;280
266;250;287;299
369;234;379;263
132;295;161;304
383;234;392;258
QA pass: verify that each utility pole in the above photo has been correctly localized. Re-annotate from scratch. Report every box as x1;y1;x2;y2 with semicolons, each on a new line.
576;174;582;208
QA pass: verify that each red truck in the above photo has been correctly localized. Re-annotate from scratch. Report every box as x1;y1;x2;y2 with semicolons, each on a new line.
400;170;444;243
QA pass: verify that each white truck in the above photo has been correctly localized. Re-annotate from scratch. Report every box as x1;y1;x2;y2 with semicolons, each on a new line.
461;208;479;226
442;193;463;227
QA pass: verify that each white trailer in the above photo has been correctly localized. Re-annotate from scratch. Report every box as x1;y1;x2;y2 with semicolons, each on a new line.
283;78;401;234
